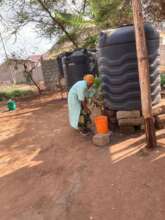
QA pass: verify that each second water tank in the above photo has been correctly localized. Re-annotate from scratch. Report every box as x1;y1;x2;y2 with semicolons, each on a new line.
63;49;97;90
98;24;161;110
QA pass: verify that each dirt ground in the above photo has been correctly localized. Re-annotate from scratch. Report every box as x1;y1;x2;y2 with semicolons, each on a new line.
0;94;165;220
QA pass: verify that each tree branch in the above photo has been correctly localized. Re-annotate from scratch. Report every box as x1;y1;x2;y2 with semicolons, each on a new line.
82;0;87;13
36;0;78;48
24;63;42;95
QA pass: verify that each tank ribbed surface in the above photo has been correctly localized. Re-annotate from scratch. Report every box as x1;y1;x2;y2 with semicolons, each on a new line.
63;49;97;90
98;24;161;110
56;52;72;78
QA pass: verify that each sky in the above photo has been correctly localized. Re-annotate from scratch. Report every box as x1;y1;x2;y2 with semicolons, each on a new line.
0;0;83;63
0;23;56;63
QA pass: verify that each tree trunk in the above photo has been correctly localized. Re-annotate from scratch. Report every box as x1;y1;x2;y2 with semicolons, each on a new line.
24;64;42;95
28;72;42;95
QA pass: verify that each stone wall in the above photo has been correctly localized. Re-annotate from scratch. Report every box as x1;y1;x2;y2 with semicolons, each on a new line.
41;59;59;91
0;62;14;83
0;60;43;84
0;62;27;84
32;64;44;82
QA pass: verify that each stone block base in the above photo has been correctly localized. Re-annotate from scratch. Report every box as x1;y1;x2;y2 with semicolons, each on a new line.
92;133;110;146
118;118;144;126
155;114;165;129
117;111;141;120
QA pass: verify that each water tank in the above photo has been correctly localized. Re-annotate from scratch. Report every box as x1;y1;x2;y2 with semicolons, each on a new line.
56;52;72;78
63;49;94;90
88;49;99;76
98;24;161;110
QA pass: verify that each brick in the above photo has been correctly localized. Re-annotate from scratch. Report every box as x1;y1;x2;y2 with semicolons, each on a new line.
152;107;163;116
155;114;165;129
92;133;110;146
155;114;165;123
118;117;144;126
152;100;165;116
152;105;165;116
117;111;141;120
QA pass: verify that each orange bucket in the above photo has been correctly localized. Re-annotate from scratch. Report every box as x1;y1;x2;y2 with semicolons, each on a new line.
95;115;109;134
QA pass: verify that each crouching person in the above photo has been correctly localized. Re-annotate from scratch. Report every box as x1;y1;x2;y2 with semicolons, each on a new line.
68;74;94;135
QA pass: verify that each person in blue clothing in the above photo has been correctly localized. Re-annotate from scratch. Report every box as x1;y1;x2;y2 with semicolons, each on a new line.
68;74;95;135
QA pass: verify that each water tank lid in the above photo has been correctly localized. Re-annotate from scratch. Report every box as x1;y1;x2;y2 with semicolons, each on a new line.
99;23;159;47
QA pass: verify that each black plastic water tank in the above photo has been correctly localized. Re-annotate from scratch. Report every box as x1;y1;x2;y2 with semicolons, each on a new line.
88;49;99;76
63;49;94;90
56;52;72;78
98;24;161;110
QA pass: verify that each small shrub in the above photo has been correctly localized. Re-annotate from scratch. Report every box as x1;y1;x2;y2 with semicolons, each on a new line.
58;32;77;44
161;73;165;87
88;77;104;113
0;97;4;101
0;89;34;100
82;35;98;48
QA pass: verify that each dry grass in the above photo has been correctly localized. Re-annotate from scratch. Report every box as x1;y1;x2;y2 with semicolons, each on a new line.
0;84;37;100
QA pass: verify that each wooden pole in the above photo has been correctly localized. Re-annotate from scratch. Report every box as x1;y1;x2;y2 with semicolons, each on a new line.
132;0;157;149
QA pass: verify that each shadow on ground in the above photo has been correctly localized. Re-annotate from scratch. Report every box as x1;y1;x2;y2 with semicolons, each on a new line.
0;94;165;220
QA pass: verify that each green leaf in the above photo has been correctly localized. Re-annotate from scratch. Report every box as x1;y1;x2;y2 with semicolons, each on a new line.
54;11;94;29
